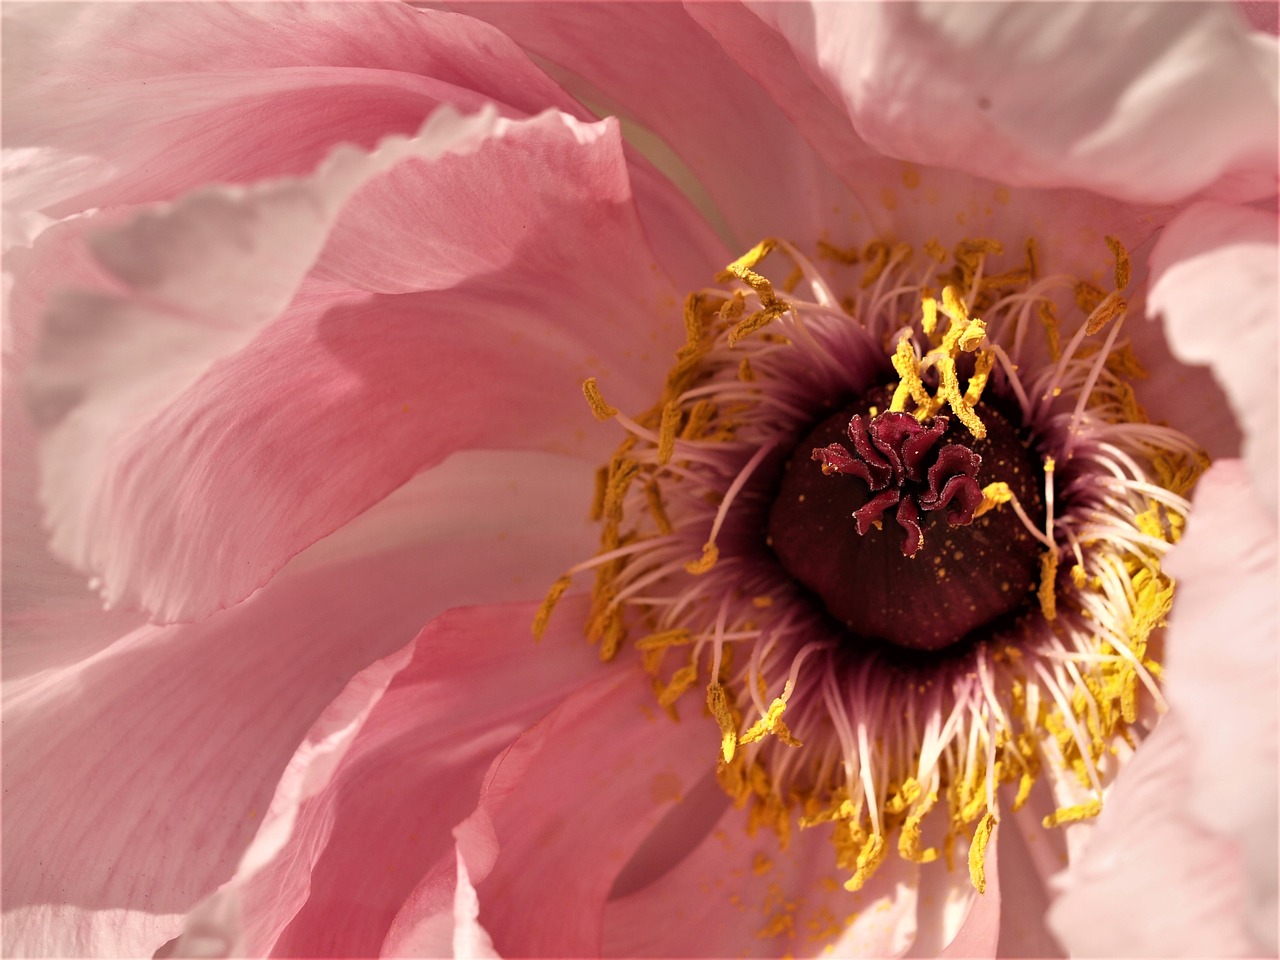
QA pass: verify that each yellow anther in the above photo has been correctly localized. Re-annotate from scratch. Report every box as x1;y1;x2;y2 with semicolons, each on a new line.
601;459;640;521
968;812;997;894
924;238;947;263
738;357;756;382
707;682;740;762
657;401;682;465
644;481;674;535
635;628;694;651
973;481;1012;518
962;349;996;407
582;377;617;421
890;337;932;412
752;595;774;608
938;357;987;439
1043;799;1102;828
940;285;970;324
1070;564;1088;588
683;292;708;346
739;697;803;748
1038;300;1062;361
1025;237;1040;280
685;541;719;575
599;610;625;662
728;302;789;346
717;238;779;290
920;296;939;337
680;399;716;440
1038;549;1059;622
532;574;573;640
657;663;698;707
1012;770;1036;812
843;834;887;892
957;318;988;353
1085;291;1127;335
1105;236;1131;290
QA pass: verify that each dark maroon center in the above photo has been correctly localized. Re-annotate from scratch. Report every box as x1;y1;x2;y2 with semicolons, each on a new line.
767;389;1045;652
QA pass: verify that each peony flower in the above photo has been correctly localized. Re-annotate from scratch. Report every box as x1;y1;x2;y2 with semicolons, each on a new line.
3;2;1276;957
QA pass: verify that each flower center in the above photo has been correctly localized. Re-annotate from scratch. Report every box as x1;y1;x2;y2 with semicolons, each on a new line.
536;231;1206;900
769;389;1045;651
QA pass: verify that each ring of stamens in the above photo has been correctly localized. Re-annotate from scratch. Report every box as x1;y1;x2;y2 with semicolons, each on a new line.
536;233;1204;900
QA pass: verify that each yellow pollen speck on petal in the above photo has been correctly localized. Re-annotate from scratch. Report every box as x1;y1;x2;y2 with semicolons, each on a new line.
685;542;719;575
1106;235;1131;290
1043;799;1102;828
657;401;682;465
582;377;617;421
973;481;1012;518
968;813;997;894
532;574;573;640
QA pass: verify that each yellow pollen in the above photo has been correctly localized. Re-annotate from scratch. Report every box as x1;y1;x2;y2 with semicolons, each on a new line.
1085;291;1127;335
532;575;573;641
968;812;997;894
1106;235;1131;290
657;401;682;465
844;834;888;892
685;541;719;575
657;662;699;708
973;481;1012;518
582;377;617;421
635;628;694;651
1043;799;1102;828
739;696;803;748
707;682;740;762
1038;549;1059;621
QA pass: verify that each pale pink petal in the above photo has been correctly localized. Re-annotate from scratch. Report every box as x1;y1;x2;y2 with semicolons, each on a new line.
163;597;602;957
463;667;720;956
936;825;998;959
24;107;678;622
389;666;722;956
1;3;578;214
604;802;920;957
991;805;1067;958
1162;460;1279;952
2;3;723;293
744;2;1277;206
1047;716;1258;956
1148;202;1279;511
457;1;871;256
1;448;598;958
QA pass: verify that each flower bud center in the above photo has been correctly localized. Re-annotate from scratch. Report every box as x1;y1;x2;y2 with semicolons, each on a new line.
767;387;1045;651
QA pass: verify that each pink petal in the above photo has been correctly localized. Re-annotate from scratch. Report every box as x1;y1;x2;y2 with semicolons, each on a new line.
0;449;598;958
23;108;678;622
3;3;724;294
2;3;579;215
163;596;602;957
1047;716;1258;956
461;667;720;955
745;2;1277;206
1148;202;1279;511
458;1;870;256
1161;460;1279;952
